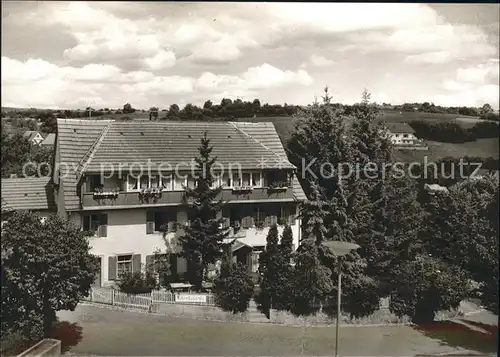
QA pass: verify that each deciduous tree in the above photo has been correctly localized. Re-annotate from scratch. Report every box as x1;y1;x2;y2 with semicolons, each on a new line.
1;212;97;341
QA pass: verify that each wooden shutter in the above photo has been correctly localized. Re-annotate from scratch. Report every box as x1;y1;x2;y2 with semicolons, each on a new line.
222;217;230;229
108;256;117;280
241;216;249;228
264;216;271;227
145;255;153;273
82;215;90;231
98;214;108;237
132;254;141;273
270;215;278;226
146;211;154;234
170;254;178;275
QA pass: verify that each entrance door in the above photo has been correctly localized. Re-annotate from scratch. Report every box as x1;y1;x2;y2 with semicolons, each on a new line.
92;257;102;287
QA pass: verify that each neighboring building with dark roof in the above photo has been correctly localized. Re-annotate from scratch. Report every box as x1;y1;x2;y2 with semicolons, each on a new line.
385;122;418;146
1;177;56;220
53;119;306;287
41;133;56;146
23;130;44;145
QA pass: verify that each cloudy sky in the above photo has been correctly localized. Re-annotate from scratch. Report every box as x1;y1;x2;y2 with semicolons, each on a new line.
2;2;499;110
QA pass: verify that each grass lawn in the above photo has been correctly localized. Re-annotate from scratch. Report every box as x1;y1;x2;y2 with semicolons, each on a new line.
393;138;499;163
52;305;498;356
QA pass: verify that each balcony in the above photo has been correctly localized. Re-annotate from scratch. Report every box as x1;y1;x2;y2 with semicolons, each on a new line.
81;187;295;209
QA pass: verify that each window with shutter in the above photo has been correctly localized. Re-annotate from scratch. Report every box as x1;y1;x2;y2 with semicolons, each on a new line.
145;255;153;272
98;214;107;237
146;211;155;234
108;256;117;280
83;215;90;231
132;254;141;273
269;215;278;226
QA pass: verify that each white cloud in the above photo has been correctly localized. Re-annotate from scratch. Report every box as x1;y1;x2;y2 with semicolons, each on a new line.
143;50;176;71
300;54;335;68
404;51;453;64
440;59;500;108
371;92;392;104
189;39;242;63
1;57;313;109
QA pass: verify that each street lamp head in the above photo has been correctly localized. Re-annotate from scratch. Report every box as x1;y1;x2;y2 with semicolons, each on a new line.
322;240;360;256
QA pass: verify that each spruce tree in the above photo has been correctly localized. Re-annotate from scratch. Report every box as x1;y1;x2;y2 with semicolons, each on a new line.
179;132;229;291
255;224;280;316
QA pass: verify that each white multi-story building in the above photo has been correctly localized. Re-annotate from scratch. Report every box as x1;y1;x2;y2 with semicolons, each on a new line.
386;123;418;146
52;119;306;287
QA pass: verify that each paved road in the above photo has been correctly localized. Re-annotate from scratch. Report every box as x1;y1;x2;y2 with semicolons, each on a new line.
57;304;498;356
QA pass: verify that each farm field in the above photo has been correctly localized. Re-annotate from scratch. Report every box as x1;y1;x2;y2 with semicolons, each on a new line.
393;138;499;163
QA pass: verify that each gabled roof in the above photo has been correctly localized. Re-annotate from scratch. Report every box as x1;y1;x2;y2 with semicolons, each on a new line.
1;177;55;211
23;130;42;141
41;133;56;145
386;122;415;134
55;119;306;211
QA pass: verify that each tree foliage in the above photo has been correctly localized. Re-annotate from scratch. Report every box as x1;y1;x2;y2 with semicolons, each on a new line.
2;212;97;340
214;248;254;314
389;255;470;323
255;224;295;316
178;132;229;291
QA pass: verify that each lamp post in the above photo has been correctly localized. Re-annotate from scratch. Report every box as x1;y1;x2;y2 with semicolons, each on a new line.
321;240;360;357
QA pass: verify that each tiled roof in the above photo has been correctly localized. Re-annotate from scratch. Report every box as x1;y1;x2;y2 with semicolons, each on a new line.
386;122;415;134
57;119;113;210
84;121;294;172
232;122;306;201
41;133;56;145
56;119;306;211
1;177;55;211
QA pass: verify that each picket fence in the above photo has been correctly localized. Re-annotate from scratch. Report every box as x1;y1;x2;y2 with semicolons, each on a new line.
84;287;215;311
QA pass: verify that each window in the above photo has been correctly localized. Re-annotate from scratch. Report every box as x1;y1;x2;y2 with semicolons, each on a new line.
232;173;242;187
140;176;149;189
174;175;185;190
147;210;176;233
83;213;107;237
222;173;231;188
127;176;138;191
403;134;409;138
162;174;173;191
117;255;132;276
242;173;250;186
251;172;262;187
187;175;196;189
150;176;159;189
87;175;103;192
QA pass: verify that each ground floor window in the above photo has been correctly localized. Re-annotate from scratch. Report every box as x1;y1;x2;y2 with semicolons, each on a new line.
117;254;133;276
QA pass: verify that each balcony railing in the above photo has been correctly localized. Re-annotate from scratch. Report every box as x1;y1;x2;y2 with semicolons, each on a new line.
81;187;295;209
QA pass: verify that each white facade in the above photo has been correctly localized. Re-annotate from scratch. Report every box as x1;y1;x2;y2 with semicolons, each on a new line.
69;207;300;287
389;132;418;145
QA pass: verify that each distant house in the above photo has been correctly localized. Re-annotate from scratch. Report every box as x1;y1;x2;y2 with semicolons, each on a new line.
385;123;418;146
23;130;44;145
1;177;56;222
40;133;56;146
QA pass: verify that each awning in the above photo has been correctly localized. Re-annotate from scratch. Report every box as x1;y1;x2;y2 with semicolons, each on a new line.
231;239;255;252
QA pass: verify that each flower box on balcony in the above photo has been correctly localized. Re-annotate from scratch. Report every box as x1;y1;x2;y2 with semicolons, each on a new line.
93;188;119;200
139;187;163;200
267;182;288;192
232;186;253;194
